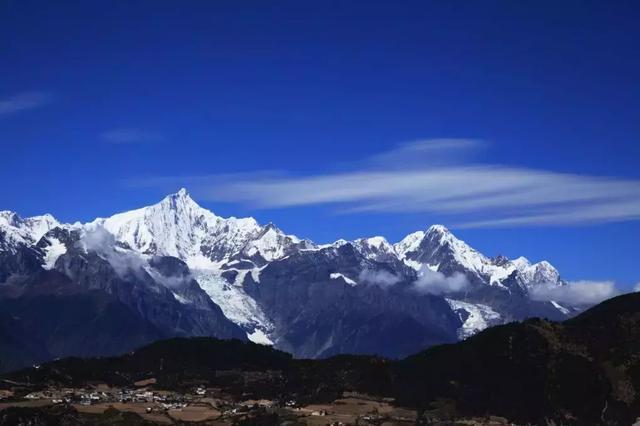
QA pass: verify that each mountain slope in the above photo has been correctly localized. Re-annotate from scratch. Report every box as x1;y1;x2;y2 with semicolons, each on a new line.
396;292;640;424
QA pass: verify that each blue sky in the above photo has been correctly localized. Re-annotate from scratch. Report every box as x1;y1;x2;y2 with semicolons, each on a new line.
1;1;639;287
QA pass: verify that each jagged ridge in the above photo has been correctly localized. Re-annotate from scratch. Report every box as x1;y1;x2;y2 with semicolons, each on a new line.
0;189;573;369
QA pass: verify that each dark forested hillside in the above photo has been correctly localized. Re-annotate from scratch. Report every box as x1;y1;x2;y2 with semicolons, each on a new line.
4;293;640;424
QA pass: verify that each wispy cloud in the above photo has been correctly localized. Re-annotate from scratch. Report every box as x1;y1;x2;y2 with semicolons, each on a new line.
530;280;620;306
358;269;401;289
412;267;469;295
101;128;164;144
357;266;469;295
0;91;52;116
125;139;640;228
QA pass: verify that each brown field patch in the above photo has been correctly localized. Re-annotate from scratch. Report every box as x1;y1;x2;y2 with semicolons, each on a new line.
168;405;221;422
0;400;54;410
74;402;172;424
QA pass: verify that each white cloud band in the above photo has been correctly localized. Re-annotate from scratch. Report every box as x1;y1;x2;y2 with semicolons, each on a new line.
125;139;640;228
530;280;620;306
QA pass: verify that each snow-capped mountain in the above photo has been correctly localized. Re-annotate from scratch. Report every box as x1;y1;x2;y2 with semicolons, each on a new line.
0;210;60;250
396;224;564;290
0;189;577;371
90;188;308;268
352;236;398;263
83;189;311;344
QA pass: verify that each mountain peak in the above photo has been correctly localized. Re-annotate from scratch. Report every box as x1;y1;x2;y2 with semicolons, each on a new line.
0;210;20;226
0;210;60;246
424;224;459;248
361;236;390;247
162;187;196;204
426;224;450;235
156;188;208;218
513;256;530;266
394;231;426;258
94;189;220;258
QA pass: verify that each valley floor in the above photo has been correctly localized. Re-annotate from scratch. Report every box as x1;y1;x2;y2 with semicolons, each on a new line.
0;385;519;425
0;384;419;425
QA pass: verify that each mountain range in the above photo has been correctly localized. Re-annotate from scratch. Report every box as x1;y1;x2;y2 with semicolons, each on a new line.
0;189;577;372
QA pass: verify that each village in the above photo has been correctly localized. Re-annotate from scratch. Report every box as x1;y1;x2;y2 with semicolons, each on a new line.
0;381;418;425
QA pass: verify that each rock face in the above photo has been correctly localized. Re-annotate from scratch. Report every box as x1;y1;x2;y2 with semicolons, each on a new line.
243;243;460;358
0;189;577;371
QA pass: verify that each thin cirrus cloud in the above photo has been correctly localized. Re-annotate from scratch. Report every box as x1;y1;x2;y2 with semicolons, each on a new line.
126;139;640;228
0;91;53;116
100;128;164;144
